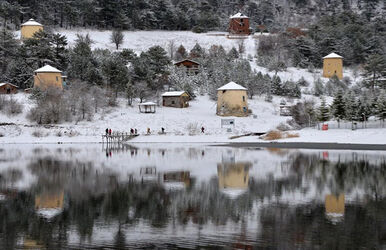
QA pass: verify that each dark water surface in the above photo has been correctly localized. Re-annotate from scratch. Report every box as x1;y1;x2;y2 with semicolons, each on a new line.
0;144;385;249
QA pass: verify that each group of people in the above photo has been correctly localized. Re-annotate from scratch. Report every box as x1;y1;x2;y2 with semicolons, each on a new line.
130;128;138;135
104;126;205;136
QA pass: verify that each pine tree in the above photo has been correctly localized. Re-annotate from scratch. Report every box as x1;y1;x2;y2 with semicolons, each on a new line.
271;75;282;95
344;91;358;121
331;90;346;127
313;78;324;96
363;54;386;91
376;92;386;122
318;97;330;123
175;44;187;60
190;43;205;58
101;52;129;97
227;47;239;61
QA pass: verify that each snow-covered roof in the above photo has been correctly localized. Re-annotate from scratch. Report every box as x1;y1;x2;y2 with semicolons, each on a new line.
323;53;343;59
230;13;248;19
34;65;62;73
21;19;43;27
174;59;200;65
0;83;18;88
138;102;157;106
217;82;247;91
162;91;187;97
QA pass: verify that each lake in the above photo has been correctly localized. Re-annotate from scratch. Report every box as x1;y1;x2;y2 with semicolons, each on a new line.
0;144;385;249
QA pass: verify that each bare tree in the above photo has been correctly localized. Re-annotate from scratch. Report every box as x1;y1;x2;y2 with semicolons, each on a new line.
237;39;245;56
168;40;176;60
110;30;124;50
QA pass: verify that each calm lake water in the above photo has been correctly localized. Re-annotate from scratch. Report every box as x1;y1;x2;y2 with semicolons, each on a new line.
0;144;385;249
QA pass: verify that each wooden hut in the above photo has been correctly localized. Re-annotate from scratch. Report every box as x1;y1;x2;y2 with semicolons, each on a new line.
323;52;343;79
229;13;251;35
33;65;63;90
0;83;18;94
174;59;200;74
217;82;248;117
21;19;43;40
138;102;156;113
162;91;190;108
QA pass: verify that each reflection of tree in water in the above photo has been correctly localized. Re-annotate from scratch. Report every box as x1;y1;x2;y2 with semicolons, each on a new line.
288;152;386;198
0;152;385;248
259;199;386;249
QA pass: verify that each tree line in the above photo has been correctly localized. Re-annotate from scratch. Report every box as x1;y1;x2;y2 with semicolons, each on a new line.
0;0;384;32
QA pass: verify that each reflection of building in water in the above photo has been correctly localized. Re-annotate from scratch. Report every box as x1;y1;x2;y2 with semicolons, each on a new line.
163;171;191;189
217;162;251;197
35;191;65;219
23;238;44;249
325;194;345;222
140;167;158;182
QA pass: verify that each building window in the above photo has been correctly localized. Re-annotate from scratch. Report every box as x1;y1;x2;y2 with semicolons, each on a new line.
222;90;226;93
56;76;59;81
171;100;175;104
243;107;247;112
243;96;245;102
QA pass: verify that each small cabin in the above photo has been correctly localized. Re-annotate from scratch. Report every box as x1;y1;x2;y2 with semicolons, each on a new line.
229;13;251;35
0;83;18;94
174;59;200;74
217;82;248;117
20;19;43;40
33;65;63;90
323;52;343;79
162;91;190;108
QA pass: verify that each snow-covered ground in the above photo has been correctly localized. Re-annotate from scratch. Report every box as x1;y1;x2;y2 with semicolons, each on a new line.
57;29;258;57
0;93;288;144
1;93;385;145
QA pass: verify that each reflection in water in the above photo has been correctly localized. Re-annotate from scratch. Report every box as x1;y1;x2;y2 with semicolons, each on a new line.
0;145;384;249
217;162;251;198
35;191;65;219
325;194;345;222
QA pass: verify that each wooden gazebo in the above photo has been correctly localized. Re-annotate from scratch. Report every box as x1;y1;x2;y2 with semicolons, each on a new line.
138;102;156;113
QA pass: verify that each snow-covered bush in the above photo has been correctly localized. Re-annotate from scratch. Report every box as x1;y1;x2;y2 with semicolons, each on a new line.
186;122;200;135
0;95;23;116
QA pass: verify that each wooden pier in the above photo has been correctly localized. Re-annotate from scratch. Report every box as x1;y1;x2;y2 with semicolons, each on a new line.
102;132;139;144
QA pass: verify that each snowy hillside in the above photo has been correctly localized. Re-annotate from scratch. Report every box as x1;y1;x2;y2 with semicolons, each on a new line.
58;29;258;57
56;29;360;84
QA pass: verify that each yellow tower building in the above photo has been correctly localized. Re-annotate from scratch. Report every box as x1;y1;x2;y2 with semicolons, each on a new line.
217;82;248;117
323;52;343;79
33;65;63;90
20;19;43;40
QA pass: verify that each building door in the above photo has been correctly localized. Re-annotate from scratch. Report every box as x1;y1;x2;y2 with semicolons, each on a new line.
6;88;10;94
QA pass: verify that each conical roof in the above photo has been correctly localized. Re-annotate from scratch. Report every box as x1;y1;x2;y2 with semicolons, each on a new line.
21;19;43;26
34;65;62;73
230;13;248;19
217;82;247;91
323;52;343;59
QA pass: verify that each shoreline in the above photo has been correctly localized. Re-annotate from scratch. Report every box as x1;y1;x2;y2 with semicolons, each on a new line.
1;139;386;151
219;142;386;151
